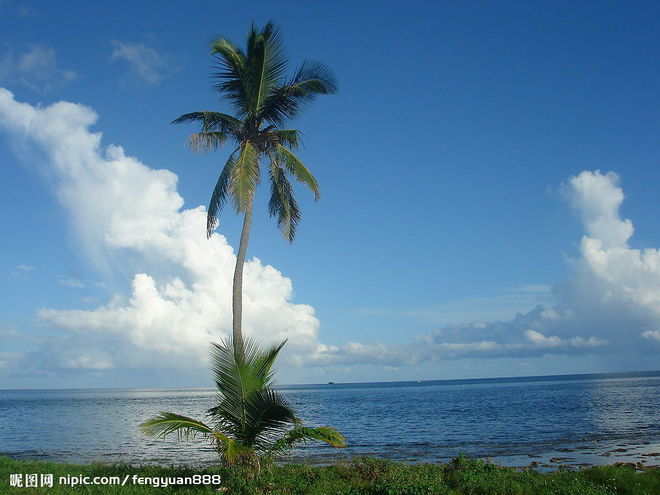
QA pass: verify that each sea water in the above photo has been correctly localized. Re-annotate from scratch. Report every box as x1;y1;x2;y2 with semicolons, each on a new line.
1;371;658;469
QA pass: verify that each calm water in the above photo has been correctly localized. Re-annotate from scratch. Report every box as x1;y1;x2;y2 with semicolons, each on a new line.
1;371;659;469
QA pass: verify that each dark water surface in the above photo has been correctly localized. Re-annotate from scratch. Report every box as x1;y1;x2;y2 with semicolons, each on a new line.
1;371;659;469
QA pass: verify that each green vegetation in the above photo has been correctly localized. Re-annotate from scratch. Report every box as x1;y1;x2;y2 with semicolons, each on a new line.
140;338;344;474
2;456;658;495
173;21;336;348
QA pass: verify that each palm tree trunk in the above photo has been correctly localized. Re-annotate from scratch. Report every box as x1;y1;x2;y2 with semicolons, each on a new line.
232;198;254;353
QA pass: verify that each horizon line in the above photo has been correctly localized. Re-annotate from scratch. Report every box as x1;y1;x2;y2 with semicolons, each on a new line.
1;368;658;392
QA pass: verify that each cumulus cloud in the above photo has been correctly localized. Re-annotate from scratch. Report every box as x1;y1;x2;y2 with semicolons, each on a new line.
557;171;660;341
300;171;659;368
0;45;76;93
310;306;607;368
0;88;657;384
443;170;660;361
0;88;320;376
561;170;633;249
110;40;177;85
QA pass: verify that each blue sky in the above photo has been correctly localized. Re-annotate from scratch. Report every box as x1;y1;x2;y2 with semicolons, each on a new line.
1;0;659;388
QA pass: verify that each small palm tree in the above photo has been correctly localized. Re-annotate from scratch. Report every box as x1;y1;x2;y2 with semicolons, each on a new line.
141;339;345;473
173;22;337;351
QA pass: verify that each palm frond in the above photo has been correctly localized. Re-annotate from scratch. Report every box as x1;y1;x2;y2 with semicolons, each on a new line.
171;111;241;132
245;388;295;428
276;425;346;450
221;435;256;466
210;339;285;403
275;144;320;199
210;368;294;450
259;60;337;125
268;165;301;242
254;339;287;381
207;149;238;237
288;60;338;95
211;38;249;117
228;140;260;212
140;412;213;441
189;132;230;153
209;341;253;430
272;129;302;149
244;21;287;117
242;388;296;448
208;339;284;434
268;425;346;459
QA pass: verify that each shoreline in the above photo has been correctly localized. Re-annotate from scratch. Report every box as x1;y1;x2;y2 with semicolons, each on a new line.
6;440;659;472
489;443;660;472
282;439;660;472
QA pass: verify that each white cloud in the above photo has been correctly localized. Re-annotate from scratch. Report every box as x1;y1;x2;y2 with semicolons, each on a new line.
12;263;34;278
0;89;657;383
0;45;75;93
62;350;114;370
0;88;320;376
418;171;660;361
558;171;660;337
60;278;85;288
641;330;660;342
524;329;605;348
308;307;607;368
303;171;659;368
561;170;634;249
110;40;176;85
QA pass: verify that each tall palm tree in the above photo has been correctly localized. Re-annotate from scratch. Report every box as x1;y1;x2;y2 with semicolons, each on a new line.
141;338;345;473
173;22;337;351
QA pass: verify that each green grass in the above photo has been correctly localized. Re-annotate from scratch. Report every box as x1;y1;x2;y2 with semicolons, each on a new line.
1;455;658;494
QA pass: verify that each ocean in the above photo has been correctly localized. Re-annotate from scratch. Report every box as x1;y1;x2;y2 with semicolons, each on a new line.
1;371;658;470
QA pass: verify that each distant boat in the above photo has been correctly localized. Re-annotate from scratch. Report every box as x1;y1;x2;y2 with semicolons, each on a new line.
416;380;422;383
327;381;335;384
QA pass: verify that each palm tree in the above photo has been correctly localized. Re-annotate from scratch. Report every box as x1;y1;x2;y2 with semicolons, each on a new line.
141;339;345;473
173;22;337;351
